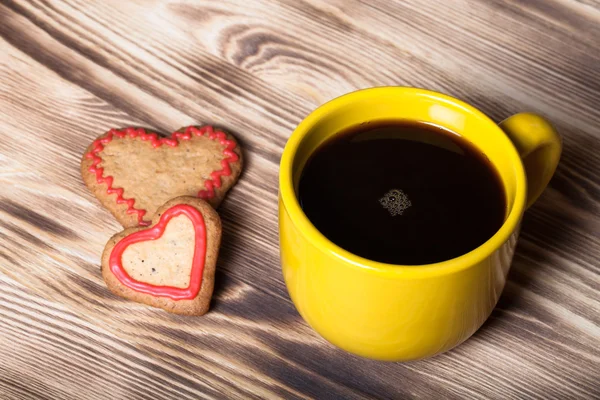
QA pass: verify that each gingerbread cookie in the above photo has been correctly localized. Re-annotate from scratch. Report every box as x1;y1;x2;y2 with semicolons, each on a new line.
81;125;243;228
101;196;221;315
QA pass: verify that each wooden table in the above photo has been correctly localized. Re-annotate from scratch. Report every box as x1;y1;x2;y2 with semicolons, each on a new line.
0;0;599;398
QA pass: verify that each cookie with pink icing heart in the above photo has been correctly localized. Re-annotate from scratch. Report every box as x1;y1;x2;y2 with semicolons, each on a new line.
102;196;221;315
81;125;243;228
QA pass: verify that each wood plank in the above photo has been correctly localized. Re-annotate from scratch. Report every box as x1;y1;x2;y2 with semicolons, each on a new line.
0;0;598;398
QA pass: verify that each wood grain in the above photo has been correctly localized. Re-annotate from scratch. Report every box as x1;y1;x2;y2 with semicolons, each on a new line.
0;0;598;398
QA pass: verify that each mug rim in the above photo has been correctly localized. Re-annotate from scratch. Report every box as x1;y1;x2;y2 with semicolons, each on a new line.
279;86;527;278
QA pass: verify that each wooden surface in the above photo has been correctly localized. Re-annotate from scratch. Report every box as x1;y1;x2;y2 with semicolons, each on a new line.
0;0;599;398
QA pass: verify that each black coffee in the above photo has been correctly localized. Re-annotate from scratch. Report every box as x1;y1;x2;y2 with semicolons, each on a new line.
298;120;506;265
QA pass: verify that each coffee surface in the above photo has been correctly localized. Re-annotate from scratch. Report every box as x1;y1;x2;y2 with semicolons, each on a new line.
298;120;506;265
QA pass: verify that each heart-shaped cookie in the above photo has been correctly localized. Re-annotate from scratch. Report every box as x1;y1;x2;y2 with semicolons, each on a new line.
81;125;243;228
102;196;221;315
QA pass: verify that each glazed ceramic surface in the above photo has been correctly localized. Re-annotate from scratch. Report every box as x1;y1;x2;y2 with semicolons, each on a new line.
279;87;561;361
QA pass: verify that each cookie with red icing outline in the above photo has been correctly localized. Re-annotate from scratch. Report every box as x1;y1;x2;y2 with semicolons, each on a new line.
81;125;243;228
101;196;221;315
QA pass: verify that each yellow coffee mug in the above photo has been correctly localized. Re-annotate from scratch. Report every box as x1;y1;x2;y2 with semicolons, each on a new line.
279;87;561;361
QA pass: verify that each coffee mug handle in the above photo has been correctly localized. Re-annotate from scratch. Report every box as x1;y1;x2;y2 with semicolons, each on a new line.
499;113;562;209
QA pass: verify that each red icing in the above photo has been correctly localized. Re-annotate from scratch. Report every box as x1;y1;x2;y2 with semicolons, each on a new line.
85;126;239;226
108;204;207;300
